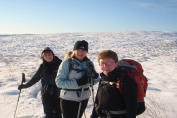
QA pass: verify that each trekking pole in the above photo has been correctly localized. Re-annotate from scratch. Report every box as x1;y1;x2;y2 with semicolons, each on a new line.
90;76;94;103
84;111;86;118
77;85;85;118
14;73;26;118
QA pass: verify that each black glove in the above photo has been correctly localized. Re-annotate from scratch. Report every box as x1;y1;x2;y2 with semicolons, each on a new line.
86;68;99;78
136;101;146;115
18;84;27;90
76;74;89;86
95;105;107;118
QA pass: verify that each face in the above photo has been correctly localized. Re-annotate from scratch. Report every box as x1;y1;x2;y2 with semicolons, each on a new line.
99;57;118;76
74;49;87;61
43;52;53;62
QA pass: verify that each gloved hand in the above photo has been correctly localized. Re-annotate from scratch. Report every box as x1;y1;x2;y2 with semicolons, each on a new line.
86;68;99;78
95;105;107;118
136;101;146;115
76;74;89;86
18;84;27;90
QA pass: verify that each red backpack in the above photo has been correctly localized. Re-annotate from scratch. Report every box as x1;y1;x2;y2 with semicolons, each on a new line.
118;59;148;102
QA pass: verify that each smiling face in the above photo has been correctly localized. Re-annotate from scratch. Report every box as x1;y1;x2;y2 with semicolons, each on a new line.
74;49;87;61
43;51;53;62
99;57;118;76
97;50;119;76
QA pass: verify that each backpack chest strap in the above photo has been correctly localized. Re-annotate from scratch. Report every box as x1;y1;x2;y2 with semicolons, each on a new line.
109;110;127;115
101;80;116;86
62;88;89;97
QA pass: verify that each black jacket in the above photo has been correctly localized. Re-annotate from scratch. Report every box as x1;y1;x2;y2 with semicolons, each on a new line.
24;56;62;95
91;68;137;118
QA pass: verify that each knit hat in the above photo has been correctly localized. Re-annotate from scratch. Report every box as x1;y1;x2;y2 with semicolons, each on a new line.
73;40;88;52
41;47;54;58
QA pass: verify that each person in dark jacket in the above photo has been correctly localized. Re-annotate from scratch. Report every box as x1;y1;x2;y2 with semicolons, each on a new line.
91;50;137;118
18;47;62;118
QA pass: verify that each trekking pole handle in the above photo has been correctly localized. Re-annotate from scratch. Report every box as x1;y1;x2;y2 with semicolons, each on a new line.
21;73;26;84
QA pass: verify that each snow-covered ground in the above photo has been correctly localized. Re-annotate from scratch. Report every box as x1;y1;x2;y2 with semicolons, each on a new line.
0;31;177;118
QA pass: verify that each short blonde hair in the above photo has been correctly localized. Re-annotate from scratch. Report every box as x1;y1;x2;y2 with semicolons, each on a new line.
98;50;118;63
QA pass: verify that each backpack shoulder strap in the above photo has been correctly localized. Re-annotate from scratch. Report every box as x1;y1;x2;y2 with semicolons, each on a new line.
117;70;126;79
68;58;86;73
68;58;72;72
116;68;134;93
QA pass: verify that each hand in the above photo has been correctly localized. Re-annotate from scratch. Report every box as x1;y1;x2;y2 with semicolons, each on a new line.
86;68;99;78
18;84;27;90
95;105;107;118
136;101;146;115
76;74;89;86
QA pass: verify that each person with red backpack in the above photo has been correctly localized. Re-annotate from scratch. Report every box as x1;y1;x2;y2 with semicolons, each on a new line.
91;50;146;118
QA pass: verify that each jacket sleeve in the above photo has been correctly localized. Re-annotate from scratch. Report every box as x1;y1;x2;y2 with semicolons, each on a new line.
91;106;99;118
90;80;102;118
55;56;62;67
24;65;42;88
122;75;138;118
55;59;79;89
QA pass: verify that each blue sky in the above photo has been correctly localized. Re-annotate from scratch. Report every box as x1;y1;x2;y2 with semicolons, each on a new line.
1;0;177;34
